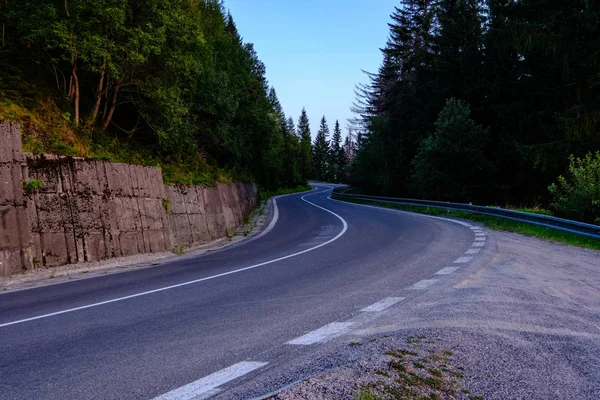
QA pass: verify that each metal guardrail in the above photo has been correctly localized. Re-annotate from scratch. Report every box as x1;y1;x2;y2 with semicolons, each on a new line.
331;190;600;240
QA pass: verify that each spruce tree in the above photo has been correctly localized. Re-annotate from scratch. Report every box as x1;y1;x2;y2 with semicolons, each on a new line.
312;116;330;181
328;120;344;182
297;108;312;182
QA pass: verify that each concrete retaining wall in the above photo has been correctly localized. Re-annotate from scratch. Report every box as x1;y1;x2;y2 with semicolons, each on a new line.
0;122;258;277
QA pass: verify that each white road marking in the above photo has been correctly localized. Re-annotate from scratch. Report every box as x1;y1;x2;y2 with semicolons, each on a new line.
153;361;267;400
469;226;481;230
454;256;473;264
0;188;348;329
412;279;438;290
474;236;486;242
360;297;406;312
475;232;486;237
253;187;316;241
327;197;473;227
472;241;485;247
465;248;481;255
287;322;354;345
436;267;460;275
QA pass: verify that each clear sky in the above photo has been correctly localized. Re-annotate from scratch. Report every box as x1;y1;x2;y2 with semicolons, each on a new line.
224;0;398;137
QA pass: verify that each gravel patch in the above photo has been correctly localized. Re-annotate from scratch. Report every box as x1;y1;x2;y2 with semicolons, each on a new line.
234;229;600;400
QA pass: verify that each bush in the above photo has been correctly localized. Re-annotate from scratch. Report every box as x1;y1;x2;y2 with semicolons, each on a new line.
24;179;43;192
548;152;600;224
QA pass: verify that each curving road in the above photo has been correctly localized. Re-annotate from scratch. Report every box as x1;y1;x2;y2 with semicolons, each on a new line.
0;185;477;400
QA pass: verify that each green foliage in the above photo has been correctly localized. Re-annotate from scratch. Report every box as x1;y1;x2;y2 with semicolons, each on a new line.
549;152;600;224
412;99;495;202
1;0;305;191
349;0;600;209
161;198;171;212
24;179;43;193
327;120;347;183
312;116;330;181
298;109;313;182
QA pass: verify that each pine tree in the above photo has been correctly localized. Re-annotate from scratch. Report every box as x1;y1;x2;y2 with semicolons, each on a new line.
297;108;312;182
328;120;345;182
312;116;330;181
412;99;495;202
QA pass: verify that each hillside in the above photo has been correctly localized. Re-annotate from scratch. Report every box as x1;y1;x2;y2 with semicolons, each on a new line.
0;0;308;189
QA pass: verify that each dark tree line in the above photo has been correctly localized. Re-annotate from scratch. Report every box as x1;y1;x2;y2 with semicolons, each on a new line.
310;116;355;183
351;0;600;217
0;0;309;190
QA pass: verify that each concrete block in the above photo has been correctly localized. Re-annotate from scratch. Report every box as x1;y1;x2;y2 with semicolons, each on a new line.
40;232;69;267
170;214;193;246
0;162;24;206
118;232;144;256
83;231;107;261
0;121;23;163
0;249;23;277
105;162;134;196
189;213;210;244
27;155;63;193
0;205;22;247
73;159;103;195
146;229;168;252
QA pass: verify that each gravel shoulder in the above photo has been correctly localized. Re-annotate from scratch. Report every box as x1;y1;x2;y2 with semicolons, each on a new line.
0;198;273;292
263;229;600;399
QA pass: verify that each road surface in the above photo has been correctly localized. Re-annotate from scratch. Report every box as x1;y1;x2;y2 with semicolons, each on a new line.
0;185;488;399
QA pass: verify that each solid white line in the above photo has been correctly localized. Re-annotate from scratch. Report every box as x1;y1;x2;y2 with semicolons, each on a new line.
327;196;474;228
153;361;267;400
412;279;438;290
465;248;481;255
287;322;354;345
0;189;348;329
436;267;460;275
472;241;485;247
454;256;473;264
360;297;406;312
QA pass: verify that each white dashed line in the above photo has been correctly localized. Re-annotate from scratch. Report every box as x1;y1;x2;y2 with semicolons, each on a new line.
153;361;267;400
287;322;354;345
465;248;481;255
360;297;406;312
436;267;460;275
472;241;485;247
412;279;438;290
453;256;473;264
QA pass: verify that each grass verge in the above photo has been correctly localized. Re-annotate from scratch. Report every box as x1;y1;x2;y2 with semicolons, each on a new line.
333;196;600;251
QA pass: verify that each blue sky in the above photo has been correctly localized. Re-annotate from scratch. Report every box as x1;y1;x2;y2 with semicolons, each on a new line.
224;0;398;137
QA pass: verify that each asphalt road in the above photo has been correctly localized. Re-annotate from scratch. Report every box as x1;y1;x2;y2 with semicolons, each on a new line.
0;185;475;400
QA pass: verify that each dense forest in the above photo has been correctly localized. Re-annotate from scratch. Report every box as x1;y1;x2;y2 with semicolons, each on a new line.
350;0;599;223
0;0;309;190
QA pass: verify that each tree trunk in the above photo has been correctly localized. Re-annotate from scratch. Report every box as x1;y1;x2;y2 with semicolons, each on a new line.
102;74;110;120
89;59;106;126
1;0;6;48
71;61;79;126
102;80;121;132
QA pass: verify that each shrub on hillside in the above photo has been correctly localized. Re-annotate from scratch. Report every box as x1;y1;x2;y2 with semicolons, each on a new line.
548;152;600;224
